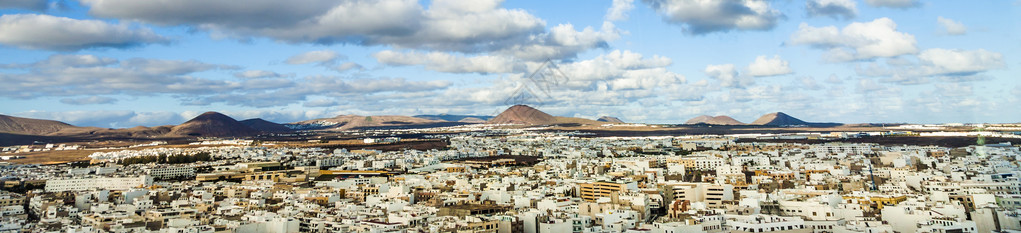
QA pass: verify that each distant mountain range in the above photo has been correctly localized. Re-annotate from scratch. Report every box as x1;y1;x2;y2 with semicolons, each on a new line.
597;116;625;123
684;112;841;127
414;114;494;122
685;115;744;125
0;105;844;146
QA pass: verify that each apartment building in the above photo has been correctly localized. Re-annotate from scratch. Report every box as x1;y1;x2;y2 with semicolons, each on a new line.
44;175;153;192
579;181;636;202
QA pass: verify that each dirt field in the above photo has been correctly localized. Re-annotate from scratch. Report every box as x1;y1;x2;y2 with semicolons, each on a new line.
5;149;104;165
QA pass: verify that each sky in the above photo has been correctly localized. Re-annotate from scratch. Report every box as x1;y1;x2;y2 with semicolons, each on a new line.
0;0;1018;127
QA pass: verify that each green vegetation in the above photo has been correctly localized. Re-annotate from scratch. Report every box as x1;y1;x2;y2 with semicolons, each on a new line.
119;152;213;165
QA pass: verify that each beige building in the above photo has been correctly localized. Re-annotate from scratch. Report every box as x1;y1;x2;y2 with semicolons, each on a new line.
579;181;636;202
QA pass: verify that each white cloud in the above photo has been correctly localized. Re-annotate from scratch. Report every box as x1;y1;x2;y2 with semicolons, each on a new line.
746;55;793;77
556;50;674;90
0;14;168;51
825;74;843;84
937;16;966;35
789;17;917;62
303;99;339;108
797;76;822;90
0;0;47;11
642;0;783;34
373;50;517;74
606;0;635;21
59;96;118;105
12;110;135;128
611;68;686;90
857;48;1004;81
497;21;621;60
806;0;856;20
79;0;572;57
0;55;239;98
918;48;1003;75
335;62;364;72
865;0;920;8
705;64;753;88
234;70;285;79
285;50;342;65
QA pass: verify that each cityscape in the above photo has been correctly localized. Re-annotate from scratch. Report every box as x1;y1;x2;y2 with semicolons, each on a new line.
1;0;1020;233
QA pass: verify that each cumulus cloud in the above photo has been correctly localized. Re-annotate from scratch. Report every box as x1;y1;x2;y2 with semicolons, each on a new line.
335;62;364;72
937;16;966;35
825;74;843;84
285;50;342;65
0;0;48;11
556;50;675;89
303;99;340;108
857;48;1004;82
789;17;917;62
611;68;686;90
12;110;136;128
79;0;596;58
705;64;753;88
234;70;286;79
0;14;168;51
606;0;635;21
806;0;856;20
642;0;783;34
59;96;118;105
495;22;621;61
193;76;452;107
864;0;920;8
0;55;238;99
746;55;793;77
374;50;517;74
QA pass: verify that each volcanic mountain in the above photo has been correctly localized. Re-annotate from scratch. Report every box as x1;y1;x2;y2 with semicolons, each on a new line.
597;116;625;123
291;115;456;130
457;117;487;123
750;112;808;126
488;105;557;125
240;118;292;132
414;114;493;122
685;115;745;125
0;114;76;135
166;112;260;137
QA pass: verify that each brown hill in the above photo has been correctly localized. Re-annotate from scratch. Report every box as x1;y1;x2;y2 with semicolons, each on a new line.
166;112;259;137
293;115;443;130
240;118;292;132
751;112;808;126
597;116;625;123
488;105;557;125
0;114;76;135
458;117;487;123
685;115;745;125
49;125;172;138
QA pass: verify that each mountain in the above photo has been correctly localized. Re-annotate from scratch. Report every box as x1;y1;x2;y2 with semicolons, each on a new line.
488;105;557;125
240;118;292;132
685;115;745;125
458;117;487;123
414;114;493;122
291;115;455;130
49;125;172;138
0;114;76;135
751;112;808;126
166;112;260;137
597;116;625;123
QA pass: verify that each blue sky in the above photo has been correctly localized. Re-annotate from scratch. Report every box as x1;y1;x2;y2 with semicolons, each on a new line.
0;0;1018;127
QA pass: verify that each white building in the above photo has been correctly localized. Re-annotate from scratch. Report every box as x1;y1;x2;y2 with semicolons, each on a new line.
149;167;195;179
44;176;153;192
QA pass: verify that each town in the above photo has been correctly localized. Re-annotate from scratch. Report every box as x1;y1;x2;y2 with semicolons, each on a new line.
1;132;1018;233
